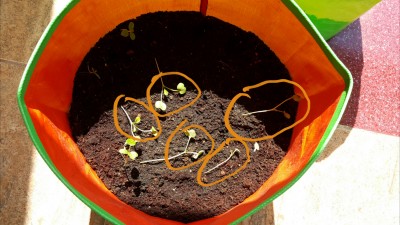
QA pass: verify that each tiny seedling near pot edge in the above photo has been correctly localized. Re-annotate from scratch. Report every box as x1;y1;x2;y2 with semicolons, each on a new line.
140;129;204;164
87;65;101;80
119;138;139;165
242;94;301;119
121;22;136;40
77;65;101;80
154;59;186;112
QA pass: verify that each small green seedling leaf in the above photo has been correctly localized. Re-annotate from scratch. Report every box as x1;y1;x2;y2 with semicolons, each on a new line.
134;114;141;124
177;83;186;94
127;151;138;160
121;22;135;40
283;111;291;119
129;32;136;40
125;138;137;147
121;29;129;37
293;94;301;102
192;150;205;159
163;88;169;96
119;148;129;154
119;149;138;160
254;142;260;152
128;22;134;31
155;101;167;111
185;129;196;138
151;126;158;136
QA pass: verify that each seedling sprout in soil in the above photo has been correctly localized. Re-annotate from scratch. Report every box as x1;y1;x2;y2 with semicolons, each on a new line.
118;105;159;165
140;129;205;164
77;65;101;79
110;57;310;186
242;94;301;119
113;75;310;186
119;138;139;165
154;59;187;112
120;22;136;40
205;148;240;174
121;106;158;137
87;66;101;80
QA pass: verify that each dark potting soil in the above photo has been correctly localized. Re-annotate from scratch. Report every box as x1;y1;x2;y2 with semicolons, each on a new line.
69;11;298;223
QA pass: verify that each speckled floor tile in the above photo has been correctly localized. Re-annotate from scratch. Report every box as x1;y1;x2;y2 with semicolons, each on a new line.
1;62;91;225
329;0;400;136
25;147;91;225
0;62;32;225
0;0;53;63
1;0;92;224
273;125;400;225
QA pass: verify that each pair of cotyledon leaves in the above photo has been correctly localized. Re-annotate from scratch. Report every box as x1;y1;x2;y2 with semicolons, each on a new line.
121;22;136;40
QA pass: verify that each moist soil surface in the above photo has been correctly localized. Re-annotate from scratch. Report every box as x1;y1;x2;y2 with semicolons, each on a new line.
69;11;298;223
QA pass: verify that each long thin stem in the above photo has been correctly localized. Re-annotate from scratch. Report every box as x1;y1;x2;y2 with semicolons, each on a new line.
140;136;197;164
140;152;185;164
87;65;100;79
154;58;178;92
160;84;164;102
242;108;286;116
243;108;274;115
205;149;240;174
163;85;179;92
242;95;293;116
155;58;161;74
134;125;153;133
154;58;166;103
121;106;133;124
121;106;154;134
121;106;135;136
183;137;191;153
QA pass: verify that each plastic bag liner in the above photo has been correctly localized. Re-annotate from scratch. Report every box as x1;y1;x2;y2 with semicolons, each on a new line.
17;0;352;224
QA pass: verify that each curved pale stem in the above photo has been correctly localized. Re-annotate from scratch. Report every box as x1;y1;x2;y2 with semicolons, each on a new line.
140;137;196;164
205;149;239;174
121;106;135;136
140;152;185;164
242;95;293;116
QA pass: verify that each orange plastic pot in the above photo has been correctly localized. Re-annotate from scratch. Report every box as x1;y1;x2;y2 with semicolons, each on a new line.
17;0;352;224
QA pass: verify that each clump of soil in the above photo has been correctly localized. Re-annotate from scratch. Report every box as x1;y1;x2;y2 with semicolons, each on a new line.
69;11;297;223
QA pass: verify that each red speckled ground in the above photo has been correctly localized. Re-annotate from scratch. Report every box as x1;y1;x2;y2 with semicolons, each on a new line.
328;0;400;136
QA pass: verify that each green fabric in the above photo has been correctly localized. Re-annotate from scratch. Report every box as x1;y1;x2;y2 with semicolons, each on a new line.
295;0;381;39
307;15;349;40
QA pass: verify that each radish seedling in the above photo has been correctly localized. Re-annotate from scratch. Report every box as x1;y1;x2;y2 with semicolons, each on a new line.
242;94;301;119
119;138;139;165
140;129;204;164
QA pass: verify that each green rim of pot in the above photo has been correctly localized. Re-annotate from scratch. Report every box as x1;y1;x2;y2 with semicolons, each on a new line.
17;0;352;224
